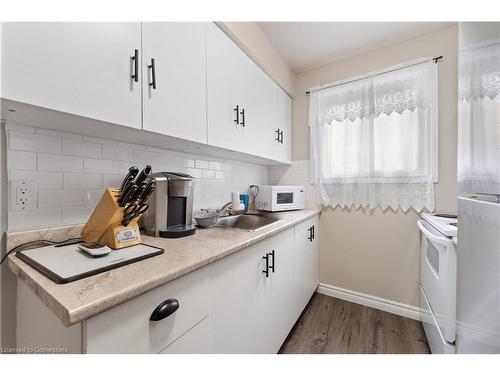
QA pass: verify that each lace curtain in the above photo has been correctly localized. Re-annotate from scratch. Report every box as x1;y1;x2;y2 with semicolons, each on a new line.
309;60;438;212
458;39;500;195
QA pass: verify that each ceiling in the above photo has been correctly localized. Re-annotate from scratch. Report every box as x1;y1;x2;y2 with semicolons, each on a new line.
256;22;456;73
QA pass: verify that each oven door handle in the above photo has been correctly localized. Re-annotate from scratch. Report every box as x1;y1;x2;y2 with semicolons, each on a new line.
417;220;452;247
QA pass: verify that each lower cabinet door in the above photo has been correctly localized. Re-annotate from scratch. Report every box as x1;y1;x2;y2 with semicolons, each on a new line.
210;238;273;353
159;317;211;354
265;228;296;351
85;265;210;354
294;216;320;317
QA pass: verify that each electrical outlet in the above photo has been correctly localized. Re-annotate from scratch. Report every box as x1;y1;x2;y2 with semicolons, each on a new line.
10;180;37;211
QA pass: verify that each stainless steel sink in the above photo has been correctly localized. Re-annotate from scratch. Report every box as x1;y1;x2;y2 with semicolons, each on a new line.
216;213;281;231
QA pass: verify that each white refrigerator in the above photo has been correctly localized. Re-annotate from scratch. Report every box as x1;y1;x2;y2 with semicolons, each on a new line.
456;195;500;353
456;22;500;354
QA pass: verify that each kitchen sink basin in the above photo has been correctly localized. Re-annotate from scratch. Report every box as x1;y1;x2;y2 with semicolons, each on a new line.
216;213;282;231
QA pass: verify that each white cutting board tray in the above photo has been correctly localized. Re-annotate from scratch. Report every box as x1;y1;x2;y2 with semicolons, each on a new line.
16;243;164;284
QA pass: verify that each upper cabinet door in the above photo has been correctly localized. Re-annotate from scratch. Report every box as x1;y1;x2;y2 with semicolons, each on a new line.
141;23;207;144
277;88;292;163
1;22;142;129
207;23;249;153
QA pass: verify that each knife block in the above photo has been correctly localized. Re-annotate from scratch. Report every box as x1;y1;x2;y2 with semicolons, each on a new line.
80;188;142;249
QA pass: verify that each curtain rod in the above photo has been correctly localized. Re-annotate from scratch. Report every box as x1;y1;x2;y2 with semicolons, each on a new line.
305;55;443;95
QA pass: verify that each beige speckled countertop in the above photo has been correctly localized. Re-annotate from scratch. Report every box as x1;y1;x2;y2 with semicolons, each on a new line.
7;209;319;327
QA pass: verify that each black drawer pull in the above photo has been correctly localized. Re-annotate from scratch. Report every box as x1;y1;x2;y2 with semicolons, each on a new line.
308;226;313;242
150;298;179;321
275;128;280;142
240;107;245;127
234;105;239;124
262;253;269;278
148;58;157;89
269;250;275;273
131;49;139;82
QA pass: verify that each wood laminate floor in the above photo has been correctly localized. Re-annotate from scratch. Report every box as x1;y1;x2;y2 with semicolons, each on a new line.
279;293;430;354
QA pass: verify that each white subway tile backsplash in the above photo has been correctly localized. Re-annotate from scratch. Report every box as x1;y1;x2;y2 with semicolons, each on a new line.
8;150;37;170
6;123;35;133
84;158;118;174
63;173;102;189
195;159;210;169
62;139;102;158
133;149;158;164
38;153;83;172
6;123;268;230
210;161;223;170
62;206;93;225
103;145;133;161
82;135;117;146
8;130;61;154
38;189;83;208
102;174;124;188
202;169;216;179
9;170;63;189
187;168;203;178
9;208;62;230
117;141;146;150
36;128;82;140
84;189;104;206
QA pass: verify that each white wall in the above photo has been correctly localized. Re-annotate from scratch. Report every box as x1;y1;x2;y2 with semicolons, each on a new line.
4;122;268;231
271;26;459;308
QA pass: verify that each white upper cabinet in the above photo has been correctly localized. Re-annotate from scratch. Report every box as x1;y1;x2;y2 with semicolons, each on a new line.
1;22;291;163
207;23;284;159
141;23;207;143
276;88;292;163
1;22;142;129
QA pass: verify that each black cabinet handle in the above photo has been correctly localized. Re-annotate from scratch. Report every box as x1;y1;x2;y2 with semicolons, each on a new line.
240;108;245;127
312;225;315;240
279;130;284;144
262;253;269;278
234;105;239;124
150;298;179;321
131;49;139;82
275;128;280;142
269;250;275;273
308;226;313;242
148;58;157;89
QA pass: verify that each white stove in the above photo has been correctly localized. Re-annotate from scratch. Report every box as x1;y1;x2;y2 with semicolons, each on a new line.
421;213;457;238
418;212;458;354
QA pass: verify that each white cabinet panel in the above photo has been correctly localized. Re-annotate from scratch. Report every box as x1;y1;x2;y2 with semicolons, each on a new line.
207;23;277;157
264;228;296;350
207;23;250;153
85;265;210;354
294;216;320;315
210;238;272;353
277;88;292;163
159;317;211;354
142;23;207;143
1;22;142;129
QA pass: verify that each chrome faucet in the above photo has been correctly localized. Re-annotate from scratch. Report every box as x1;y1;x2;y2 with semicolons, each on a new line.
218;202;233;217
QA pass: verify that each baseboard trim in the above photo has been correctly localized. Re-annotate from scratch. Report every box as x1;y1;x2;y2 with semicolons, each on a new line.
316;283;421;321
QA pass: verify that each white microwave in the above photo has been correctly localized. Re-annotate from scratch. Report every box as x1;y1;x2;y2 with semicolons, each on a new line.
254;185;305;212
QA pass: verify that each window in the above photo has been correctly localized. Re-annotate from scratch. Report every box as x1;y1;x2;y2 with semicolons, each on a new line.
309;59;438;212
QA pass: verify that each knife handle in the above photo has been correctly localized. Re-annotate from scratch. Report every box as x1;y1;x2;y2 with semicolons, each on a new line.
135;165;152;186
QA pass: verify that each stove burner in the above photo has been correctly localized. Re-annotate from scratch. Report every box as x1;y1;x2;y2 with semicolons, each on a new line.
434;213;457;219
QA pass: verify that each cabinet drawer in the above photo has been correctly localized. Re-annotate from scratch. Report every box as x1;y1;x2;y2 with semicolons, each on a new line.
159;317;211;354
85;266;210;353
